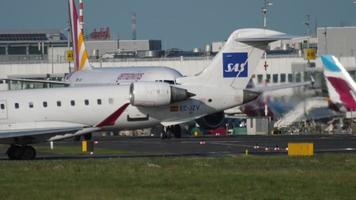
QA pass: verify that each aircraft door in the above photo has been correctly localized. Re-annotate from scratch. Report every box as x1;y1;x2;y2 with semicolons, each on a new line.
0;100;8;119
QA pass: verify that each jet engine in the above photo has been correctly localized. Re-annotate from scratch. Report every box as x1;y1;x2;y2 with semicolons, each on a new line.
195;112;225;130
130;82;193;107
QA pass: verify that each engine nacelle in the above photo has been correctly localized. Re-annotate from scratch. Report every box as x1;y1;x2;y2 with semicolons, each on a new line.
130;82;192;107
195;112;225;130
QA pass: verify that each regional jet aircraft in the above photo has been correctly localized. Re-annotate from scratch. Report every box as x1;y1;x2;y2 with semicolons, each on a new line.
0;28;289;159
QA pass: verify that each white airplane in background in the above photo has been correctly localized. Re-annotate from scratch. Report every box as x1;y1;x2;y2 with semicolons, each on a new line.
6;0;183;87
64;0;184;86
0;28;289;160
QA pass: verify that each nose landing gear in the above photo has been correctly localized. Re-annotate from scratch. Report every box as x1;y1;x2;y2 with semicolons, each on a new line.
160;125;181;139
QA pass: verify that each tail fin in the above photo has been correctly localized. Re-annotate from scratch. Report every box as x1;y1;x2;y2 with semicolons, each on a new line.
68;0;91;71
177;28;289;90
321;55;356;111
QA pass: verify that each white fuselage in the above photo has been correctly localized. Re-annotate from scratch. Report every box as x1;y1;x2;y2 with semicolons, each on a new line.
0;84;243;132
66;67;183;86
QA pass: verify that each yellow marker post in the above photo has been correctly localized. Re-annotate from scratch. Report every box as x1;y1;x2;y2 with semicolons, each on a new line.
303;48;316;60
82;140;88;153
66;50;74;62
288;143;314;156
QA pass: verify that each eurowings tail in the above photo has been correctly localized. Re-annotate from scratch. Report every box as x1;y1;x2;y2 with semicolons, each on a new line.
321;55;356;111
177;28;290;90
68;0;91;71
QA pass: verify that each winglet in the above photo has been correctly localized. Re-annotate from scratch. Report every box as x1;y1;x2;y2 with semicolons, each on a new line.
96;103;130;127
68;0;92;71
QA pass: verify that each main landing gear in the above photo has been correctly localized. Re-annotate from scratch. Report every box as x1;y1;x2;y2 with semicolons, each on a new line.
6;145;36;160
160;125;182;139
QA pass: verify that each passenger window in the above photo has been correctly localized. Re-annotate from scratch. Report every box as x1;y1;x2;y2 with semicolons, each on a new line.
29;102;34;108
97;99;102;105
272;74;278;83
43;101;48;108
280;74;286;83
296;73;301;83
0;104;4;110
266;74;271;83
257;74;263;84
304;72;311;81
57;101;62;107
84;99;89;106
70;100;75;106
14;103;19;109
108;98;114;105
288;74;293;82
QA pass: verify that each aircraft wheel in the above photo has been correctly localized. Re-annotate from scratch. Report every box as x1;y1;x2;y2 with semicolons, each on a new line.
74;135;81;141
22;146;36;160
165;129;172;139
7;145;36;160
7;145;23;160
172;125;182;138
160;128;173;140
160;131;168;139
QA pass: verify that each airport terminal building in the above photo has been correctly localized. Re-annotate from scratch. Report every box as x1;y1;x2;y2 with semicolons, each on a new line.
0;26;355;78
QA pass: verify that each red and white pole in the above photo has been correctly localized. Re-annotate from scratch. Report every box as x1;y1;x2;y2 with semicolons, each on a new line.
79;0;84;34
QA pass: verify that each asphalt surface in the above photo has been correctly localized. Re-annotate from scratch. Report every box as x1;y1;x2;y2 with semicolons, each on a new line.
1;134;355;160
95;134;356;155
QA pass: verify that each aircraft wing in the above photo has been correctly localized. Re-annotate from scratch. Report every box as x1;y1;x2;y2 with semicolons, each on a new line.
0;103;130;144
0;121;93;144
1;78;71;86
245;81;313;93
161;115;206;127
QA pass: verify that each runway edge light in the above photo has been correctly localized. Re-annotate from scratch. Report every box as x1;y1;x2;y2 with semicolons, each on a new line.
288;143;314;156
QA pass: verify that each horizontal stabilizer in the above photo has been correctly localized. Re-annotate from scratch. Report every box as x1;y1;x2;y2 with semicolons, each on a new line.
235;29;295;43
1;78;70;86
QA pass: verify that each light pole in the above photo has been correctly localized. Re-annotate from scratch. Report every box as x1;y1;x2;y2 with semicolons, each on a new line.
304;14;311;36
261;0;273;28
65;21;71;73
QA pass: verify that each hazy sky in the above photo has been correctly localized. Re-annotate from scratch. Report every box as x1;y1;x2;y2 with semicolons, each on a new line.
1;0;356;49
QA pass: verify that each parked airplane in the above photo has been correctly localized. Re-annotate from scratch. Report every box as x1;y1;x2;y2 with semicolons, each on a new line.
0;28;288;159
5;0;183;87
321;55;356;114
65;0;184;86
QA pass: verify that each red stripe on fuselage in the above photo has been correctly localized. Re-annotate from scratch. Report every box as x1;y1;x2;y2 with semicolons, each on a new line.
327;77;356;111
96;103;130;127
